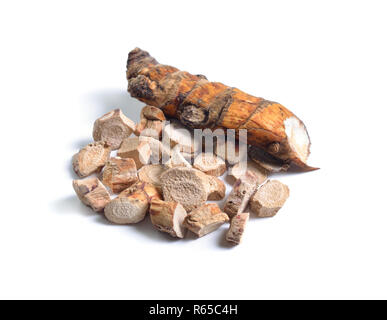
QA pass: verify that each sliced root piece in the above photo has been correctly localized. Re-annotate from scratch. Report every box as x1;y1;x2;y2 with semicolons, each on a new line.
141;105;166;121
73;177;111;212
72;141;111;178
183;203;229;238
248;145;290;173
117;137;150;168
136;119;164;139
149;199;187;238
163;120;197;155
193;153;226;177
165;145;192;169
206;175;226;201
161;167;208;212
250;180;289;217
214;138;245;165
102;157;138;193
93;109;135;150
138;164;166;192
139;136;170;163
226;212;249;245
224;171;258;218
104;193;148;224
105;182;161;224
229;160;268;184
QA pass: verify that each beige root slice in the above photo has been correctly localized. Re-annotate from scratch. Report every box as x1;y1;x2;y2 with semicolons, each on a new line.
102;157;138;193
163;120;198;155
138;164;166;192
139;136;170;163
223;171;258;218
161;167;208;212
135;106;166;139
117;137;151;168
93;109;135;150
135;119;164;139
193;153;226;177
229;160;268;184
165;145;192;169
226;212;249;245
206;175;226;201
104;181;161;224
141;105;166;121
214;139;244;165
72;141;111;178
183;203;229;238
250;180;290;217
73;177;111;212
149;199;187;238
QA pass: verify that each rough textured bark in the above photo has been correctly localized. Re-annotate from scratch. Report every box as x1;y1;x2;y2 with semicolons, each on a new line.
183;203;229;238
73;177;111;212
226;212;249;245
126;48;317;171
250;180;290;217
149;199;187;238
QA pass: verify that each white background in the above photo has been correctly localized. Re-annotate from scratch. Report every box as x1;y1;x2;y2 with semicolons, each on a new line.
1;0;386;300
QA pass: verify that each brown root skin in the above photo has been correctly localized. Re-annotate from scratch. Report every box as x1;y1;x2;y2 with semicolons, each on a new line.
126;48;317;171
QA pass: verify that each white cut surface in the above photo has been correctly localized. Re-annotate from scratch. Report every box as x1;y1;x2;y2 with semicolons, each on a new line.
284;116;310;164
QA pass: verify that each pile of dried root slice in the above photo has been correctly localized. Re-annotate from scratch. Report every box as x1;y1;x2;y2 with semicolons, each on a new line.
71;48;317;246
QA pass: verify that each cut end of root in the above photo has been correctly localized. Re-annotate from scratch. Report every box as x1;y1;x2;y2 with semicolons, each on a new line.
284;117;310;164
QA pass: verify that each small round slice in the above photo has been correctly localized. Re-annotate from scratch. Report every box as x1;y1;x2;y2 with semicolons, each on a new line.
193;153;226;177
160;167;208;212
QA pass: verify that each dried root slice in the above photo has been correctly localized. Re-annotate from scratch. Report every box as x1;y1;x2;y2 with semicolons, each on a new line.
250;180;289;217
224;171;258;218
72;141;111;178
117;137;150;168
248;146;290;173
104;192;148;224
135;106;165;139
214;139;245;165
163;120;197;155
73;177;111;212
118;181;161;202
139;136;170;163
193;153;226;177
183;203;229;238
102;157;138;193
135;119;164;139
138;164;165;192
93;109;135;150
165;145;192;169
141;105;166;121
226;212;249;245
149;199;187;238
105;182;161;224
229;160;268;184
161;167;208;212
206;175;226;201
